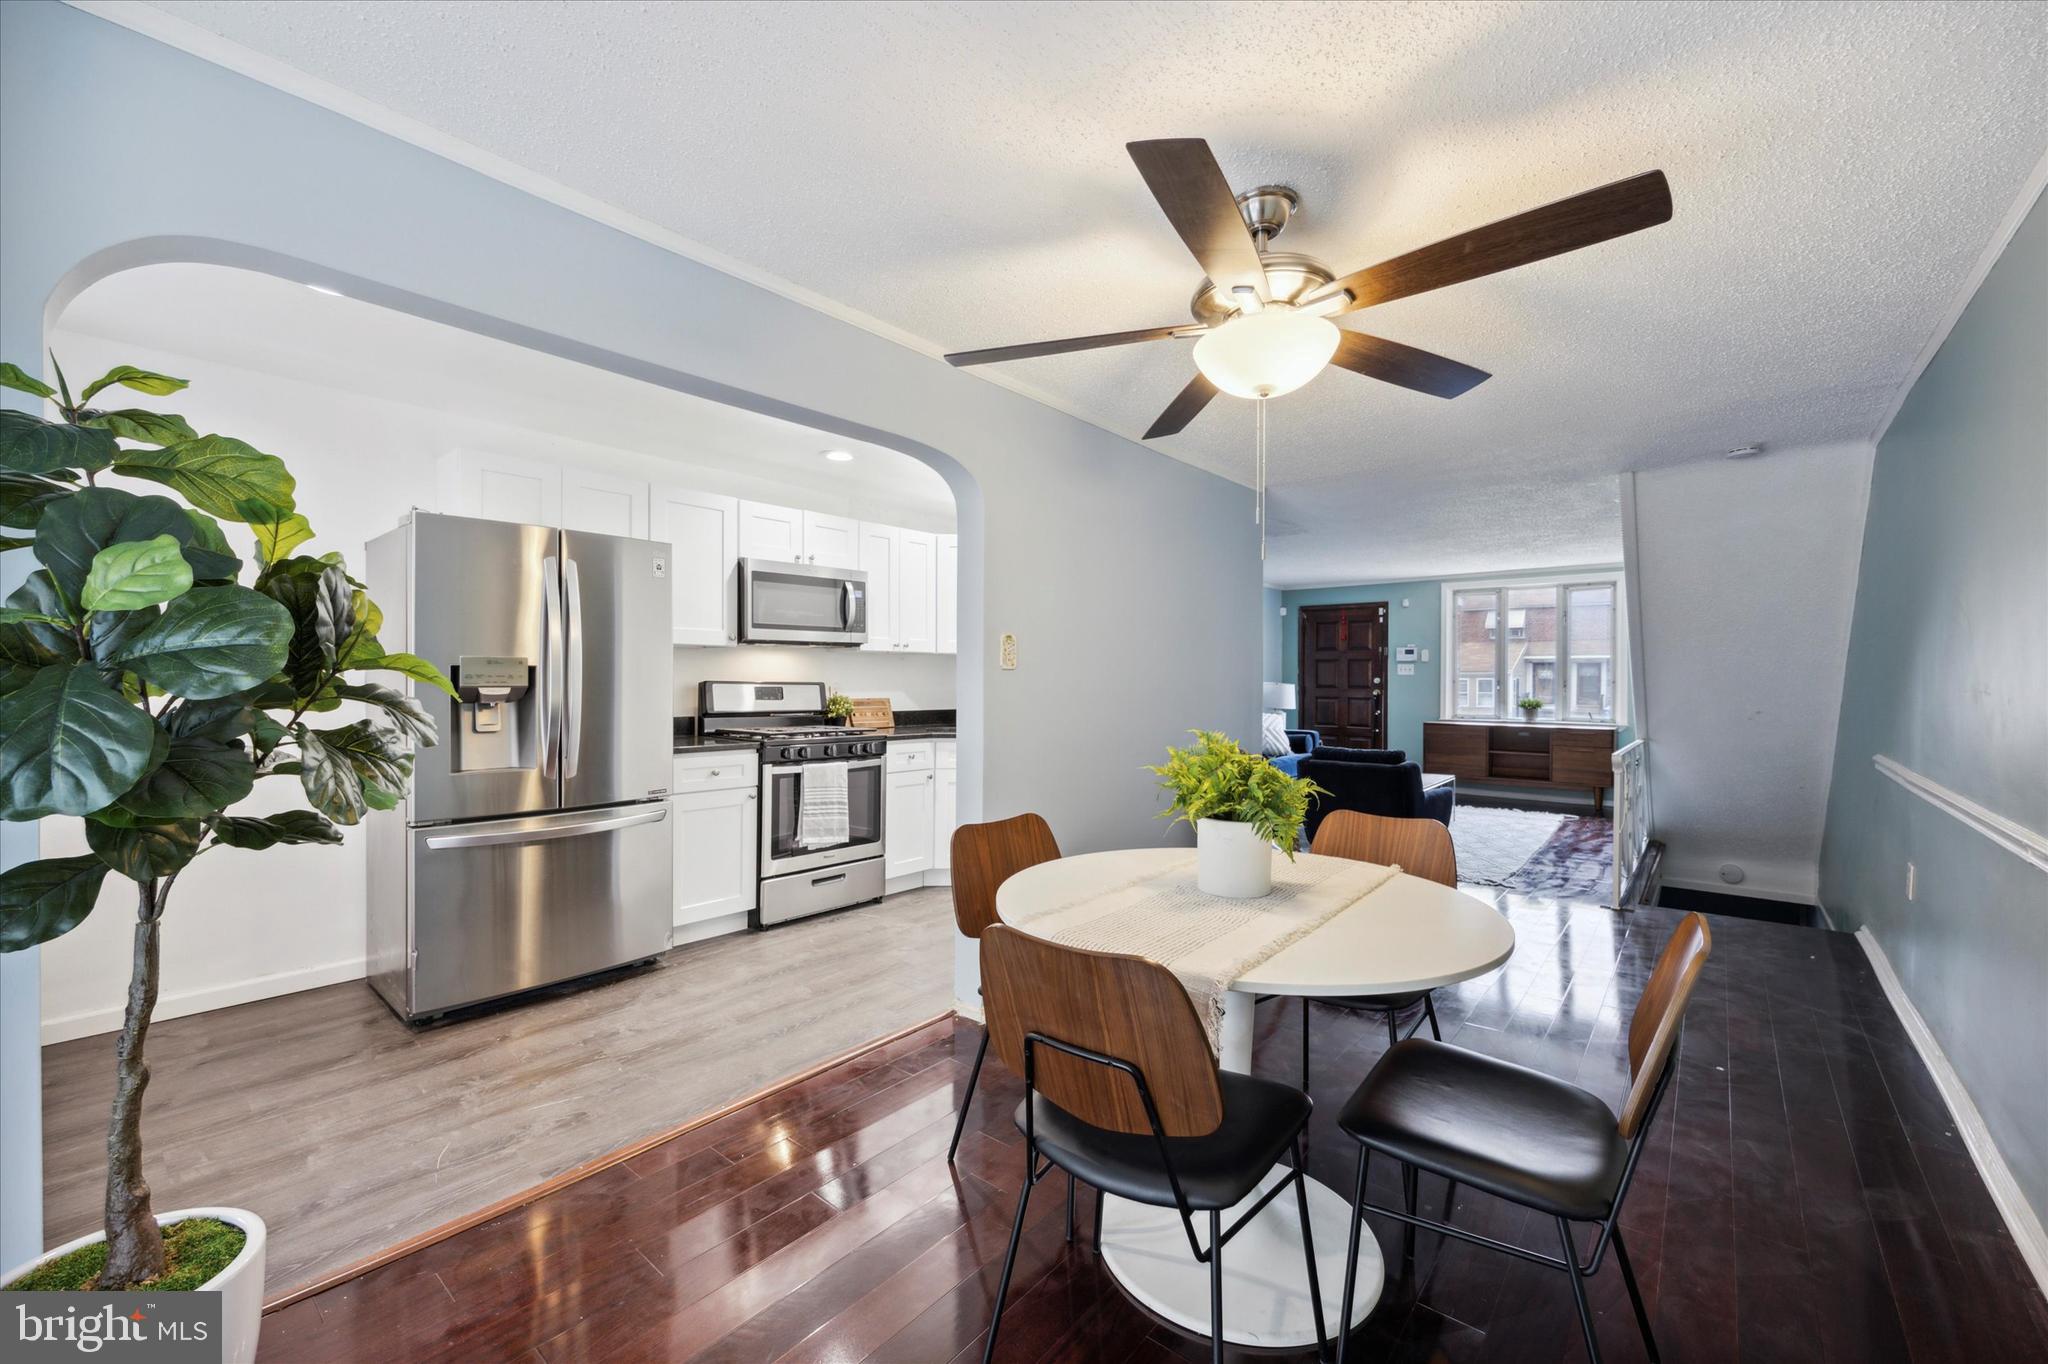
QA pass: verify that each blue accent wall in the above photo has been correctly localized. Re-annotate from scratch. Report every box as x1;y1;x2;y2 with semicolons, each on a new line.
1819;189;2048;1226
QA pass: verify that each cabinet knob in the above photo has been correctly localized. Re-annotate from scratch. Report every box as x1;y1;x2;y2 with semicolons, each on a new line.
709;769;720;777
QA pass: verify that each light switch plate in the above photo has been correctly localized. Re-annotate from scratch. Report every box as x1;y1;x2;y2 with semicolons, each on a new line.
999;633;1018;670
1396;663;1415;676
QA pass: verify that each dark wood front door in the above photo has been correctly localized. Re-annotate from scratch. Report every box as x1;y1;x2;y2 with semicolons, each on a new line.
1298;602;1388;750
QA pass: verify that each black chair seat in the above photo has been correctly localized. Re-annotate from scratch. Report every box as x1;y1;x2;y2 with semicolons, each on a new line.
1338;1040;1627;1220
1016;1070;1310;1211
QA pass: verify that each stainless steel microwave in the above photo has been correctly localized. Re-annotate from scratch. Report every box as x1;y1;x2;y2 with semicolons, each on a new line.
737;558;868;646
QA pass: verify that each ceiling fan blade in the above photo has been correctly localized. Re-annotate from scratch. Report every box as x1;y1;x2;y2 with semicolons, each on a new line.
1314;170;1672;313
1143;373;1219;440
1127;139;1270;303
1330;331;1491;398
944;324;1197;368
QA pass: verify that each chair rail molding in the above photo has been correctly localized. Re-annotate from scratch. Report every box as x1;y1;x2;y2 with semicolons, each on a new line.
1873;755;2048;875
1857;926;2048;1298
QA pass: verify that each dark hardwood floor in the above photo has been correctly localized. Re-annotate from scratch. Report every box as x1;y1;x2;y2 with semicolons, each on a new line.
257;893;2048;1363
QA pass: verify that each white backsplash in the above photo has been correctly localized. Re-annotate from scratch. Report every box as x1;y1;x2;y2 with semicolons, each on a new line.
673;646;956;716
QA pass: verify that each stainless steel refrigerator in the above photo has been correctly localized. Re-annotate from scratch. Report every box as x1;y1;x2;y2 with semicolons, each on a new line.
364;511;673;1021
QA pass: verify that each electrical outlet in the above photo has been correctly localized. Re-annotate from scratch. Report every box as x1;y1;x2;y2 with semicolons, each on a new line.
999;632;1017;670
1906;861;1916;902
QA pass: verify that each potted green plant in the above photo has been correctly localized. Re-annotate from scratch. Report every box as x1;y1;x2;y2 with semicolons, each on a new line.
825;689;854;724
1148;730;1323;897
0;357;454;1361
1518;696;1544;717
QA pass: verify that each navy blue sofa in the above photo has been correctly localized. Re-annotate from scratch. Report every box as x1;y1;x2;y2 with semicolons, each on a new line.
1270;727;1322;778
1299;745;1455;840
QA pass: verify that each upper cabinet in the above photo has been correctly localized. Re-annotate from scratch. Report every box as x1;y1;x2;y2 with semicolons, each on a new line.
897;530;938;654
936;534;958;657
439;451;646;538
650;487;739;647
737;500;805;562
858;522;900;652
803;511;861;570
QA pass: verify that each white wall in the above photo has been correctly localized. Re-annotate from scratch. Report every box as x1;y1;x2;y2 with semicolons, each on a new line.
1631;441;1875;899
35;328;954;1042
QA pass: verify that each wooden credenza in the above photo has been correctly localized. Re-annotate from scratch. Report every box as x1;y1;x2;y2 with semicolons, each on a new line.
1422;720;1618;813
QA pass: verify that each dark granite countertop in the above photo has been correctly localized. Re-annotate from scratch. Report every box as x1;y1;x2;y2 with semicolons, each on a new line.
873;726;956;740
671;735;764;754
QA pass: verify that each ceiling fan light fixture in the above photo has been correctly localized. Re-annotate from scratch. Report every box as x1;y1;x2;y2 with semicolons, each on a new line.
1192;307;1340;399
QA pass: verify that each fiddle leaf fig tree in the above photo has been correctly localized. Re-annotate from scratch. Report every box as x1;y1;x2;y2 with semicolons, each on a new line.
0;357;456;1290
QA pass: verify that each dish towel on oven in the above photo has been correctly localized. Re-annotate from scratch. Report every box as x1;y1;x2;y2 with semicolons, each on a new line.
1003;850;1399;1051
796;761;850;847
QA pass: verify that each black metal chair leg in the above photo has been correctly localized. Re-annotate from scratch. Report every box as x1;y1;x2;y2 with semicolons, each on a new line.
1208;1209;1225;1364
1337;1146;1370;1364
1400;1162;1418;1274
981;1151;1036;1364
1092;1179;1106;1254
1292;1138;1329;1362
1386;1007;1399;1048
1422;994;1441;1041
1614;1226;1659;1362
948;1026;990;1164
1064;1171;1076;1244
1301;997;1312;1089
1557;1218;1603;1364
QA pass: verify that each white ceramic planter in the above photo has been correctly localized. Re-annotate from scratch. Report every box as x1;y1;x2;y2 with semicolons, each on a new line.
3;1207;267;1363
1196;818;1274;898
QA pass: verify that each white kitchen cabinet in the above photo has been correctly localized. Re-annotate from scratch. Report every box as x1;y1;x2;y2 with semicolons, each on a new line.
561;467;649;538
738;500;806;562
931;743;958;885
438;450;561;527
857;522;900;652
803;511;861;570
897;529;938;653
650;487;739;646
670;786;758;928
937;534;958;656
885;742;937;880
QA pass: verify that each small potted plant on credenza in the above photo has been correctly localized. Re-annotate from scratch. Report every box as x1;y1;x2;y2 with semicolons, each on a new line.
1148;730;1322;897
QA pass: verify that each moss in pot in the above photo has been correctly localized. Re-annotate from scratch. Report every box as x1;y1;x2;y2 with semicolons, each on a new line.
1148;730;1323;897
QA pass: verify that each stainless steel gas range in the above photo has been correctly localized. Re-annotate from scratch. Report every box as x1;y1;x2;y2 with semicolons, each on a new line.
698;682;888;927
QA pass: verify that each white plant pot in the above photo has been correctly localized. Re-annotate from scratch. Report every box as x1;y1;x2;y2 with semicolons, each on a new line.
3;1206;267;1364
1196;818;1274;898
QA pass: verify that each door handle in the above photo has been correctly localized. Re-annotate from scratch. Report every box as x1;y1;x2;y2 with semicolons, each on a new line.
424;805;667;850
540;555;563;776
812;872;847;886
563;557;584;779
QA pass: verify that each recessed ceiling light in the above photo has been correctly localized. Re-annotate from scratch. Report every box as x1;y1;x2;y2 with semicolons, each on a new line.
305;284;344;297
1724;444;1764;459
822;449;854;462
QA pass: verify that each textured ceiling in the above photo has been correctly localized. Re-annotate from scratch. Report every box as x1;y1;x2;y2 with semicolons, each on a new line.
106;0;2048;585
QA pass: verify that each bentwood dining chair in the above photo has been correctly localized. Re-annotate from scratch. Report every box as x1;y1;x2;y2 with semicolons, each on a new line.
1333;913;1713;1364
1297;811;1460;1087
946;813;1062;1163
977;924;1329;1364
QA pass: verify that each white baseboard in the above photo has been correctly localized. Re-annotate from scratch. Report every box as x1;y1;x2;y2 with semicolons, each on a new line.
673;911;749;945
1857;926;2048;1297
41;956;368;1045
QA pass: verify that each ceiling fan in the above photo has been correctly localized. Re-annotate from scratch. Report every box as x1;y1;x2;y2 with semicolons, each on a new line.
944;139;1672;440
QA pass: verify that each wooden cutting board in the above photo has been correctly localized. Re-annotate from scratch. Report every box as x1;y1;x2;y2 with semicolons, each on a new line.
847;698;894;730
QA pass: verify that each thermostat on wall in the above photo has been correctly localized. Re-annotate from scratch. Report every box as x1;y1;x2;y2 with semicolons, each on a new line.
1394;645;1419;662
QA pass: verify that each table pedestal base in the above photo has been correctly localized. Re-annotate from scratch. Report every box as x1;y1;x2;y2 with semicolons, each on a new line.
1098;1165;1384;1351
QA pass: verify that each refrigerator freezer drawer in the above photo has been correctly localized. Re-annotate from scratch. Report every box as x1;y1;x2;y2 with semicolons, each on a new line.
401;804;672;1018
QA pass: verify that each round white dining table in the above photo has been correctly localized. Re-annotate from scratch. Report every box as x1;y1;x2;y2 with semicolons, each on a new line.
995;846;1516;1351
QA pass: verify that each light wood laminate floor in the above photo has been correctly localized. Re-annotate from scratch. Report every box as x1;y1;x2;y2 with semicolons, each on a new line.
42;888;955;1294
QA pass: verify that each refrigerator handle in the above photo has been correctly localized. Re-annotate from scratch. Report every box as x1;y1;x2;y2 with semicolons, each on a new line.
422;805;667;851
541;554;564;776
563;556;585;779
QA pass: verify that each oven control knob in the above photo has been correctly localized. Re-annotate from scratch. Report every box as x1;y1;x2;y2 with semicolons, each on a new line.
778;746;795;761
866;742;882;755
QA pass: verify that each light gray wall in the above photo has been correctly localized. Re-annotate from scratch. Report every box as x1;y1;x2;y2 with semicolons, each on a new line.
1819;188;2048;1227
0;2;1259;1257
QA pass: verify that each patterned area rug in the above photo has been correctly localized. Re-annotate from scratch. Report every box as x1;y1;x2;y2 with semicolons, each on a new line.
1449;805;1567;885
1505;812;1616;899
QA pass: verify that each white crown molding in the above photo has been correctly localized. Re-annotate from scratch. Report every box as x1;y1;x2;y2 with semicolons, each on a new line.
61;1;1168;461
1266;561;1627;593
1874;755;2048;874
1856;926;2048;1299
1868;145;2048;445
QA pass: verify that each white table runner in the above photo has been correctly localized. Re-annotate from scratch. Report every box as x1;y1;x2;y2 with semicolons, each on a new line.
1004;849;1399;1050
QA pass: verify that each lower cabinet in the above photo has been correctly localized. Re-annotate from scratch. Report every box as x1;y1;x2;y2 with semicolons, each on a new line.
671;754;759;932
885;765;936;881
931;743;957;885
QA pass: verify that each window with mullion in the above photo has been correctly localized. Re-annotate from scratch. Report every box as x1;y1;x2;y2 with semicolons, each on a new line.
1445;576;1621;724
